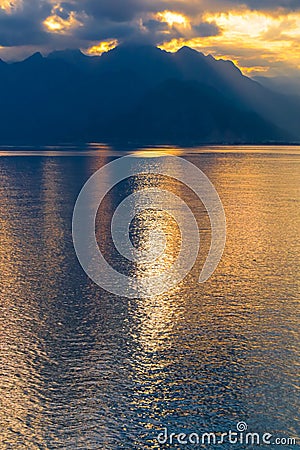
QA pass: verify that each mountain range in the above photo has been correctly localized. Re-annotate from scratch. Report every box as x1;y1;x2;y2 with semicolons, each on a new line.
253;75;300;98
0;45;299;145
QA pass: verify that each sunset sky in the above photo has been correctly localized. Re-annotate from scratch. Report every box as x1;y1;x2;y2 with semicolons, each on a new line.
0;0;299;76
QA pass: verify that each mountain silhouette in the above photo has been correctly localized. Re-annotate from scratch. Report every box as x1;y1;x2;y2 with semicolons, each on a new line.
105;79;283;143
0;45;298;144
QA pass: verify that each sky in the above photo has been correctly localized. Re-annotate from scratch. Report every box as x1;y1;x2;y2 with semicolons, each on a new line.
0;0;300;76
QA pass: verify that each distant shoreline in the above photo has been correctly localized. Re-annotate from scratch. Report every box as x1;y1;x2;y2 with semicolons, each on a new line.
0;140;300;149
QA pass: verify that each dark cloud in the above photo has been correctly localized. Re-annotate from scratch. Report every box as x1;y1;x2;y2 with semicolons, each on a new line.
0;0;51;46
73;18;138;42
0;0;299;66
230;0;300;10
81;0;149;22
0;0;192;48
192;22;221;38
0;0;299;48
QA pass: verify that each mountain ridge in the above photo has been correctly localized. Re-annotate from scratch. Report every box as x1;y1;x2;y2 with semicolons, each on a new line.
0;45;298;144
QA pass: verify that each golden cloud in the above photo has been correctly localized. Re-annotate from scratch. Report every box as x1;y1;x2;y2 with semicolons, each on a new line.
158;10;300;76
0;1;299;76
156;10;190;28
43;12;83;33
0;0;22;13
85;39;119;56
43;4;84;34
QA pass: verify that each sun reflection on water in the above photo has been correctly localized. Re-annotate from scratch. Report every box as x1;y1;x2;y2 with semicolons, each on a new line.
0;150;299;448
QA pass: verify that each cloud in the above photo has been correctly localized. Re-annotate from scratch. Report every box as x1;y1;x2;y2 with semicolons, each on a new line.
0;0;297;48
229;0;300;11
0;0;51;46
0;0;299;77
159;9;300;76
81;0;150;22
192;22;220;38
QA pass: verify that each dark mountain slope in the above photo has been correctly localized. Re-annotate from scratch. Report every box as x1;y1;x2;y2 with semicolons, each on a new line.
0;45;298;144
104;79;285;143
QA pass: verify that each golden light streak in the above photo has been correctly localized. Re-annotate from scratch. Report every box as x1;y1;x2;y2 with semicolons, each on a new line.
85;39;119;56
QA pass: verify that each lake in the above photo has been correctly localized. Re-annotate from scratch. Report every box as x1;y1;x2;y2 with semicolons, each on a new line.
0;145;299;449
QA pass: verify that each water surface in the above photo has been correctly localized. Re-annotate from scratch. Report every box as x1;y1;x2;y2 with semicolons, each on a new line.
0;146;299;448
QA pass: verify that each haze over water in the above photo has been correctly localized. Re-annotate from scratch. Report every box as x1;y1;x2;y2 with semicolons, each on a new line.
0;146;299;449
